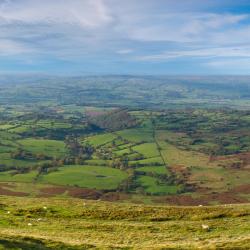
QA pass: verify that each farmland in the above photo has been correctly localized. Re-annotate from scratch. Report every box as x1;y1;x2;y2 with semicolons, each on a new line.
0;76;249;249
0;102;249;205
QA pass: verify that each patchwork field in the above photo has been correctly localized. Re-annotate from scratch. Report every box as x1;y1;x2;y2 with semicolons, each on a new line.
0;74;250;249
0;107;249;206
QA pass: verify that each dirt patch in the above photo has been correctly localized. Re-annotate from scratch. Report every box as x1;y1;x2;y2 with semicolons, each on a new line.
101;192;129;202
153;190;249;205
40;187;68;195
171;165;188;174
170;164;191;181
0;183;16;188
68;188;102;199
203;192;248;204
153;195;208;206
36;193;55;198
211;152;250;169
229;184;250;194
0;187;28;197
38;186;102;199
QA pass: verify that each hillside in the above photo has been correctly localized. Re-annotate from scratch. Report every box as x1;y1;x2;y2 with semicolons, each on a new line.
0;196;249;249
0;75;249;249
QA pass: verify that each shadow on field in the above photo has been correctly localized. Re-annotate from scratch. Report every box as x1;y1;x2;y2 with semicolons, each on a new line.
0;237;94;250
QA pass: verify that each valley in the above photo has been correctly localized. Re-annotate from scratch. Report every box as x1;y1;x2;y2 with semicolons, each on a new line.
0;103;249;205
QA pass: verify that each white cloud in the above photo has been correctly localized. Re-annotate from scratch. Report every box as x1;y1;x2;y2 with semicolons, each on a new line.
135;46;250;61
0;0;249;73
0;0;112;28
116;49;133;54
121;13;249;43
206;58;250;73
0;38;33;55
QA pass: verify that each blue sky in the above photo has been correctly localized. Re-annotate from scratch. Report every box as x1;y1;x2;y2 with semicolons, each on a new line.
0;0;250;75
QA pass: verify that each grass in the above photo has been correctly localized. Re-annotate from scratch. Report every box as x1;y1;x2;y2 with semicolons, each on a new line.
18;138;68;157
0;153;40;168
0;196;249;249
0;109;249;205
132;142;159;158
8;125;31;134
0;171;38;183
36;120;72;129
156;130;213;168
0;124;16;130
190;166;250;192
84;159;110;166
85;133;117;147
130;156;164;165
0;131;20;140
116;128;154;143
40;165;128;190
0;146;15;154
136;165;169;175
137;176;181;195
114;147;131;156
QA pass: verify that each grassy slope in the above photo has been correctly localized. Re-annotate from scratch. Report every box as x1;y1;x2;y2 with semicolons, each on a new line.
0;196;249;249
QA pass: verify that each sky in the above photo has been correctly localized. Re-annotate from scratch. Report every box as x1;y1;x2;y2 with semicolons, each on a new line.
0;0;250;75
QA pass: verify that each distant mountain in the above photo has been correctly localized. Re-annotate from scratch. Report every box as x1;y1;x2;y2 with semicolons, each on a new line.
0;75;249;108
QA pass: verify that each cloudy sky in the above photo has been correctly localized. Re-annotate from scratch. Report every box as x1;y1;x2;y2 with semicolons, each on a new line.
0;0;250;74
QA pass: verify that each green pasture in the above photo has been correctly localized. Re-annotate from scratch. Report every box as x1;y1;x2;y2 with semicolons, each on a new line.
0;124;16;130
85;133;117;147
40;165;128;190
132;142;159;158
136;165;169;175
130;156;163;165
18;138;68;157
137;175;181;195
36;120;72;129
116;128;154;142
0;170;38;183
8;125;32;134
0;153;40;168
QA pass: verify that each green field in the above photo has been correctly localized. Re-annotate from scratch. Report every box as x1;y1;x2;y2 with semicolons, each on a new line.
132;142;159;158
130;156;163;165
136;165;169;174
0;171;38;183
116;128;154;142
137;175;181;195
0;153;40;168
40;165;128;190
18;138;68;157
85;133;117;147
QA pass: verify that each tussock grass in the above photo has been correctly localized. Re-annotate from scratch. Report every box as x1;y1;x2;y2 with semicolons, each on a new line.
0;196;249;249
